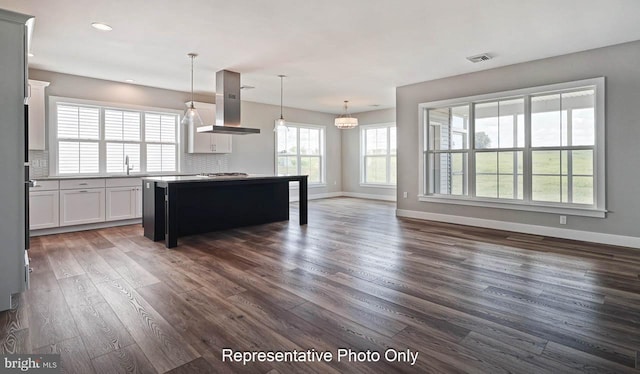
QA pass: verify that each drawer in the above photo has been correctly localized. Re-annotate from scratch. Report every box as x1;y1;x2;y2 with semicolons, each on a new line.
30;180;59;191
106;178;142;188
59;179;105;190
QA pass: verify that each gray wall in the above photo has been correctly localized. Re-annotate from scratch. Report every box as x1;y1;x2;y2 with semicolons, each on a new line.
396;40;640;238
342;108;396;198
237;101;342;196
28;69;342;197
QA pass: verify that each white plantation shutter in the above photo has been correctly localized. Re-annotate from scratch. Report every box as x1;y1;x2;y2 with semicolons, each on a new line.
53;99;179;175
105;109;140;141
145;113;177;172
146;144;176;172
145;113;176;143
104;109;141;173
56;104;100;174
106;143;140;173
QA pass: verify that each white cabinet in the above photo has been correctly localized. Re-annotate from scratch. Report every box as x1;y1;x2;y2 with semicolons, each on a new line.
185;101;232;154
29;180;59;230
29;190;59;230
27;79;50;150
30;177;143;232
60;188;105;226
106;187;137;221
105;178;142;221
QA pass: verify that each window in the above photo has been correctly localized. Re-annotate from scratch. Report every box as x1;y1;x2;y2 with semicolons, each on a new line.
145;113;177;173
276;123;324;184
52;98;179;175
419;78;605;217
105;109;141;173
361;123;396;186
57;105;100;174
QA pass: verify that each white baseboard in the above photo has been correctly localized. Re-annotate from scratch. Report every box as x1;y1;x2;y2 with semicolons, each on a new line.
342;192;397;202
289;191;395;202
30;219;142;237
289;192;343;202
396;209;640;249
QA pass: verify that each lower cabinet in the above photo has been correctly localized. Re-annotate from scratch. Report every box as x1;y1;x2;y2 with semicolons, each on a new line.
31;178;142;232
60;188;106;226
106;186;138;221
29;190;59;230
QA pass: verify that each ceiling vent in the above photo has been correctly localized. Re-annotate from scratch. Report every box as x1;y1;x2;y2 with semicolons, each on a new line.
466;53;492;63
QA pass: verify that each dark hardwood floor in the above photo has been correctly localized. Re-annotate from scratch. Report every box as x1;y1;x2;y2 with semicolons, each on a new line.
2;197;640;373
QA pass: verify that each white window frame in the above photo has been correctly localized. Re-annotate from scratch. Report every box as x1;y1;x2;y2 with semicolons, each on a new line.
274;122;326;186
48;96;182;176
360;122;397;188
418;77;606;218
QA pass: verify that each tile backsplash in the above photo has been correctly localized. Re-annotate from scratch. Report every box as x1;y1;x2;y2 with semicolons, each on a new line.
29;150;49;178
182;153;230;174
28;150;229;178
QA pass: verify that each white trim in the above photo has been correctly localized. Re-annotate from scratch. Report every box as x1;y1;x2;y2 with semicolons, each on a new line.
396;209;640;249
274;122;326;184
288;183;327;190
359;183;397;189
343;192;397;202
289;192;343;202
418;194;606;218
360;122;397;186
30;218;141;237
418;77;606;214
48;95;183;177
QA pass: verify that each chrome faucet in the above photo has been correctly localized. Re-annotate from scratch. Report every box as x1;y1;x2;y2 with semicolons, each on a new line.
125;155;133;175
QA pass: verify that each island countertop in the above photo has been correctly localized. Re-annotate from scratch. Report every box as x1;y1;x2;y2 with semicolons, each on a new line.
141;174;306;184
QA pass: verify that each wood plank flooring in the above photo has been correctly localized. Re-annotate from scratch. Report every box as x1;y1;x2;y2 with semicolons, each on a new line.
2;197;640;373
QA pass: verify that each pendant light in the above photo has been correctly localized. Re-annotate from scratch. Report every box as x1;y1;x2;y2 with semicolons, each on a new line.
334;100;358;129
274;75;286;131
181;53;203;127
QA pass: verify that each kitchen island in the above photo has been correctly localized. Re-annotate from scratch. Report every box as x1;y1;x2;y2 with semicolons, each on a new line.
142;174;307;248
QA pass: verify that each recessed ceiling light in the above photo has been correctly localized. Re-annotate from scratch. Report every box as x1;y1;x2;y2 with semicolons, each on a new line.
125;79;135;83
91;22;113;31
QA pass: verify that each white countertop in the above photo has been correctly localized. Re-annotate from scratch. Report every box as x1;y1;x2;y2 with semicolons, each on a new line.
34;173;198;180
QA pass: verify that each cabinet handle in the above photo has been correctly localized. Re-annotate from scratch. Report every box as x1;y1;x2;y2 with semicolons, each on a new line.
79;183;88;185
79;190;88;193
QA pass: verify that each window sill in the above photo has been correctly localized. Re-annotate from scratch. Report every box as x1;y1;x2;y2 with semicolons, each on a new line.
359;183;397;189
417;195;606;218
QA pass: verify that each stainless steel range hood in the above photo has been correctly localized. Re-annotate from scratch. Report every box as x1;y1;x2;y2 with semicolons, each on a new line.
196;70;260;135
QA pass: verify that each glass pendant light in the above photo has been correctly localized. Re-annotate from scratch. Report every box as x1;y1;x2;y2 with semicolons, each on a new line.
181;53;203;127
334;100;358;129
274;75;286;131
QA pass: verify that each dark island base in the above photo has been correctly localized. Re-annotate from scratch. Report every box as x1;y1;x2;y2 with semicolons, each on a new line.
143;176;307;248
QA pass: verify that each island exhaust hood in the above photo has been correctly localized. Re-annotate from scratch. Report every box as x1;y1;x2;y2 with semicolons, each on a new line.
196;70;260;135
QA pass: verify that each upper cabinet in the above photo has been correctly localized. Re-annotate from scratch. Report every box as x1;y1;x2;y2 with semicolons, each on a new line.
185;101;232;154
28;79;50;150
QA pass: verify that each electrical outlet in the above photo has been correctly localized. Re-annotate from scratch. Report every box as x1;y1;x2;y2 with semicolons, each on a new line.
31;160;39;167
403;192;408;198
560;215;567;225
41;159;47;168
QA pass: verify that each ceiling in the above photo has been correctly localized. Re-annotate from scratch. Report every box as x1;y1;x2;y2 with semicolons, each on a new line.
1;0;640;114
